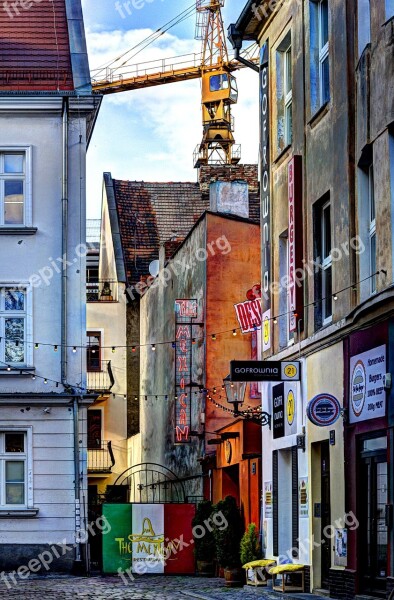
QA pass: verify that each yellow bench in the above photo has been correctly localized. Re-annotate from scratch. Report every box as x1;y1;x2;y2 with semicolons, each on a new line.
242;559;276;587
269;564;305;593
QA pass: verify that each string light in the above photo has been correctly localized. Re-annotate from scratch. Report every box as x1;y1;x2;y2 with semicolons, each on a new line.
44;379;48;384
2;271;385;359
54;345;58;352
152;344;156;351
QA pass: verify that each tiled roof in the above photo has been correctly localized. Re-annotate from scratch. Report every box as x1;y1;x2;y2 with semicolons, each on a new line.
0;0;73;91
111;167;260;287
114;180;206;286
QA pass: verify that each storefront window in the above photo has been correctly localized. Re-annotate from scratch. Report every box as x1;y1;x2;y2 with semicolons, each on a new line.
362;437;387;453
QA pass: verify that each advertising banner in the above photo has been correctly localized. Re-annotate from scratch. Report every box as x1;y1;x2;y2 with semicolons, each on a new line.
102;503;196;575
349;345;386;423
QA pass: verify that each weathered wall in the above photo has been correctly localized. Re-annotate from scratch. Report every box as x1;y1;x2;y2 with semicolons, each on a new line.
205;213;261;434
139;219;206;500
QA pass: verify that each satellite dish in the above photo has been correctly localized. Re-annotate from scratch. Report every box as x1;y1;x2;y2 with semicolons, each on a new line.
149;260;160;278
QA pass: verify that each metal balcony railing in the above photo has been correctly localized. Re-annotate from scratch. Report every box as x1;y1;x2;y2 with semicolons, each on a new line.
88;440;115;474
87;361;115;393
86;280;119;302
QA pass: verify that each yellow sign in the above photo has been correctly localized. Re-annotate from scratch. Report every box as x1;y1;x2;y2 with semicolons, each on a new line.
287;389;295;426
284;364;297;379
263;317;270;346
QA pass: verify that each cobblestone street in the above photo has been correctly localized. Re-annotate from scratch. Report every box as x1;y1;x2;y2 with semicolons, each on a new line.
0;574;317;600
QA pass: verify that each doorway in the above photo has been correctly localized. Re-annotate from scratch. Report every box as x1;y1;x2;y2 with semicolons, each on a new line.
320;441;331;590
359;435;388;597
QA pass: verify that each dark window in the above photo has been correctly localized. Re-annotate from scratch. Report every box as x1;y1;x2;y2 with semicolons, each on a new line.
87;332;101;372
87;410;102;449
313;195;332;328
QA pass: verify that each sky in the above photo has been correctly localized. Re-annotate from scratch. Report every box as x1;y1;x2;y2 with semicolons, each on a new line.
81;0;259;218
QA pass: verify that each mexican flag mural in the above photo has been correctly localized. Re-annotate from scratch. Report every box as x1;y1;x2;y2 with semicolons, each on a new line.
102;503;196;574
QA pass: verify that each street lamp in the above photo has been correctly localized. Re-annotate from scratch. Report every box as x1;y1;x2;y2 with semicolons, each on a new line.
223;374;247;416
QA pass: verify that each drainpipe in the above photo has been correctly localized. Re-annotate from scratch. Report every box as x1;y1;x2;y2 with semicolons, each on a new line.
61;98;69;386
228;25;260;73
61;98;82;568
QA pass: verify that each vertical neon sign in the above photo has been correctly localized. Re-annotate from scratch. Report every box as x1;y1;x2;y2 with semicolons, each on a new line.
174;300;197;444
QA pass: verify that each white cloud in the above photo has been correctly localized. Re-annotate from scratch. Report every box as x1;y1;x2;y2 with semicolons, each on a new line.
85;25;259;217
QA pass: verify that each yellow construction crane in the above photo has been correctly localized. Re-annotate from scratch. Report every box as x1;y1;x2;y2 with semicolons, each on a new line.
91;1;258;167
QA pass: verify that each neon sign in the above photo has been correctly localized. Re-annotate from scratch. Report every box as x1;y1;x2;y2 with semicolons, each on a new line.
174;300;196;443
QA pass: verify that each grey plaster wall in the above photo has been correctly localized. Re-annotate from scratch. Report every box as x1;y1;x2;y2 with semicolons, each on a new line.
139;219;206;501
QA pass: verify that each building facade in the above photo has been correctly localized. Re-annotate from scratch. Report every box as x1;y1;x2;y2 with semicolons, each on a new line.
0;0;100;572
231;0;394;597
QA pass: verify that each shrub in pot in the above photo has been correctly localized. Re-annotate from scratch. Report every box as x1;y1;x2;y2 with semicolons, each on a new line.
192;500;216;576
212;496;243;587
240;523;263;585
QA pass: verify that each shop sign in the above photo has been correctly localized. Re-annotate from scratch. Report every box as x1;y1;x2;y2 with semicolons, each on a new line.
307;394;341;427
262;309;271;352
299;477;309;518
174;299;196;443
234;285;262;334
349;344;386;424
273;383;285;439
264;481;272;519
288;156;303;334
234;298;262;334
231;360;300;382
260;42;271;344
273;383;298;438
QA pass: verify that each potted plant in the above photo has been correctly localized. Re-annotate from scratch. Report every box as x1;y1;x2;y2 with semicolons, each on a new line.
212;496;243;588
241;523;273;586
192;500;216;576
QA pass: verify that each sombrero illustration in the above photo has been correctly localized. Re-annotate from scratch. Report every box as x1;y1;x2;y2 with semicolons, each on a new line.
129;518;164;545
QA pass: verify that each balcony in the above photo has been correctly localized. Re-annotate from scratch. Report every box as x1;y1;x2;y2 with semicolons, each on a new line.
88;440;115;475
87;280;119;302
87;361;115;394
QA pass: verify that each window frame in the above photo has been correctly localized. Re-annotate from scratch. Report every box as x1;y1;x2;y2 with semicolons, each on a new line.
276;31;293;155
368;164;377;294
321;200;333;325
87;408;104;450
318;0;330;107
0;427;33;510
0;147;32;228
86;331;102;373
0;285;33;368
284;44;293;148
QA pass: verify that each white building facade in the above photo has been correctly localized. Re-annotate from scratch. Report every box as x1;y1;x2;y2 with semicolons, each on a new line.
0;0;100;573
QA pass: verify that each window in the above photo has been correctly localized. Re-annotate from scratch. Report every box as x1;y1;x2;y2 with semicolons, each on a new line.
314;198;332;327
276;33;293;153
0;148;32;227
368;164;376;293
0;289;27;366
358;0;371;57
386;0;394;20
279;233;294;348
88;410;102;449
210;74;229;92
310;0;330;114
0;432;26;506
86;332;101;372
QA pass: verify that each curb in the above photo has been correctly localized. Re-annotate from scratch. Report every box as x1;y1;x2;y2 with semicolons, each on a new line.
182;592;216;600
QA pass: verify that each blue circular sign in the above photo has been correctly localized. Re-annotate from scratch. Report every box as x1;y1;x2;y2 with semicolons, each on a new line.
307;394;341;427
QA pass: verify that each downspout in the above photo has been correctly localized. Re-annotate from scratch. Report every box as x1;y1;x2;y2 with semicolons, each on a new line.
228;25;260;73
234;47;260;73
61;98;69;386
61;98;82;567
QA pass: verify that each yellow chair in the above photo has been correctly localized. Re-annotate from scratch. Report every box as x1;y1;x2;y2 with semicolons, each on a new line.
242;559;276;587
269;564;305;593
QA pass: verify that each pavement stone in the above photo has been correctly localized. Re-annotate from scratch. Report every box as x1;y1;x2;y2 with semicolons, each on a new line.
0;574;327;600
